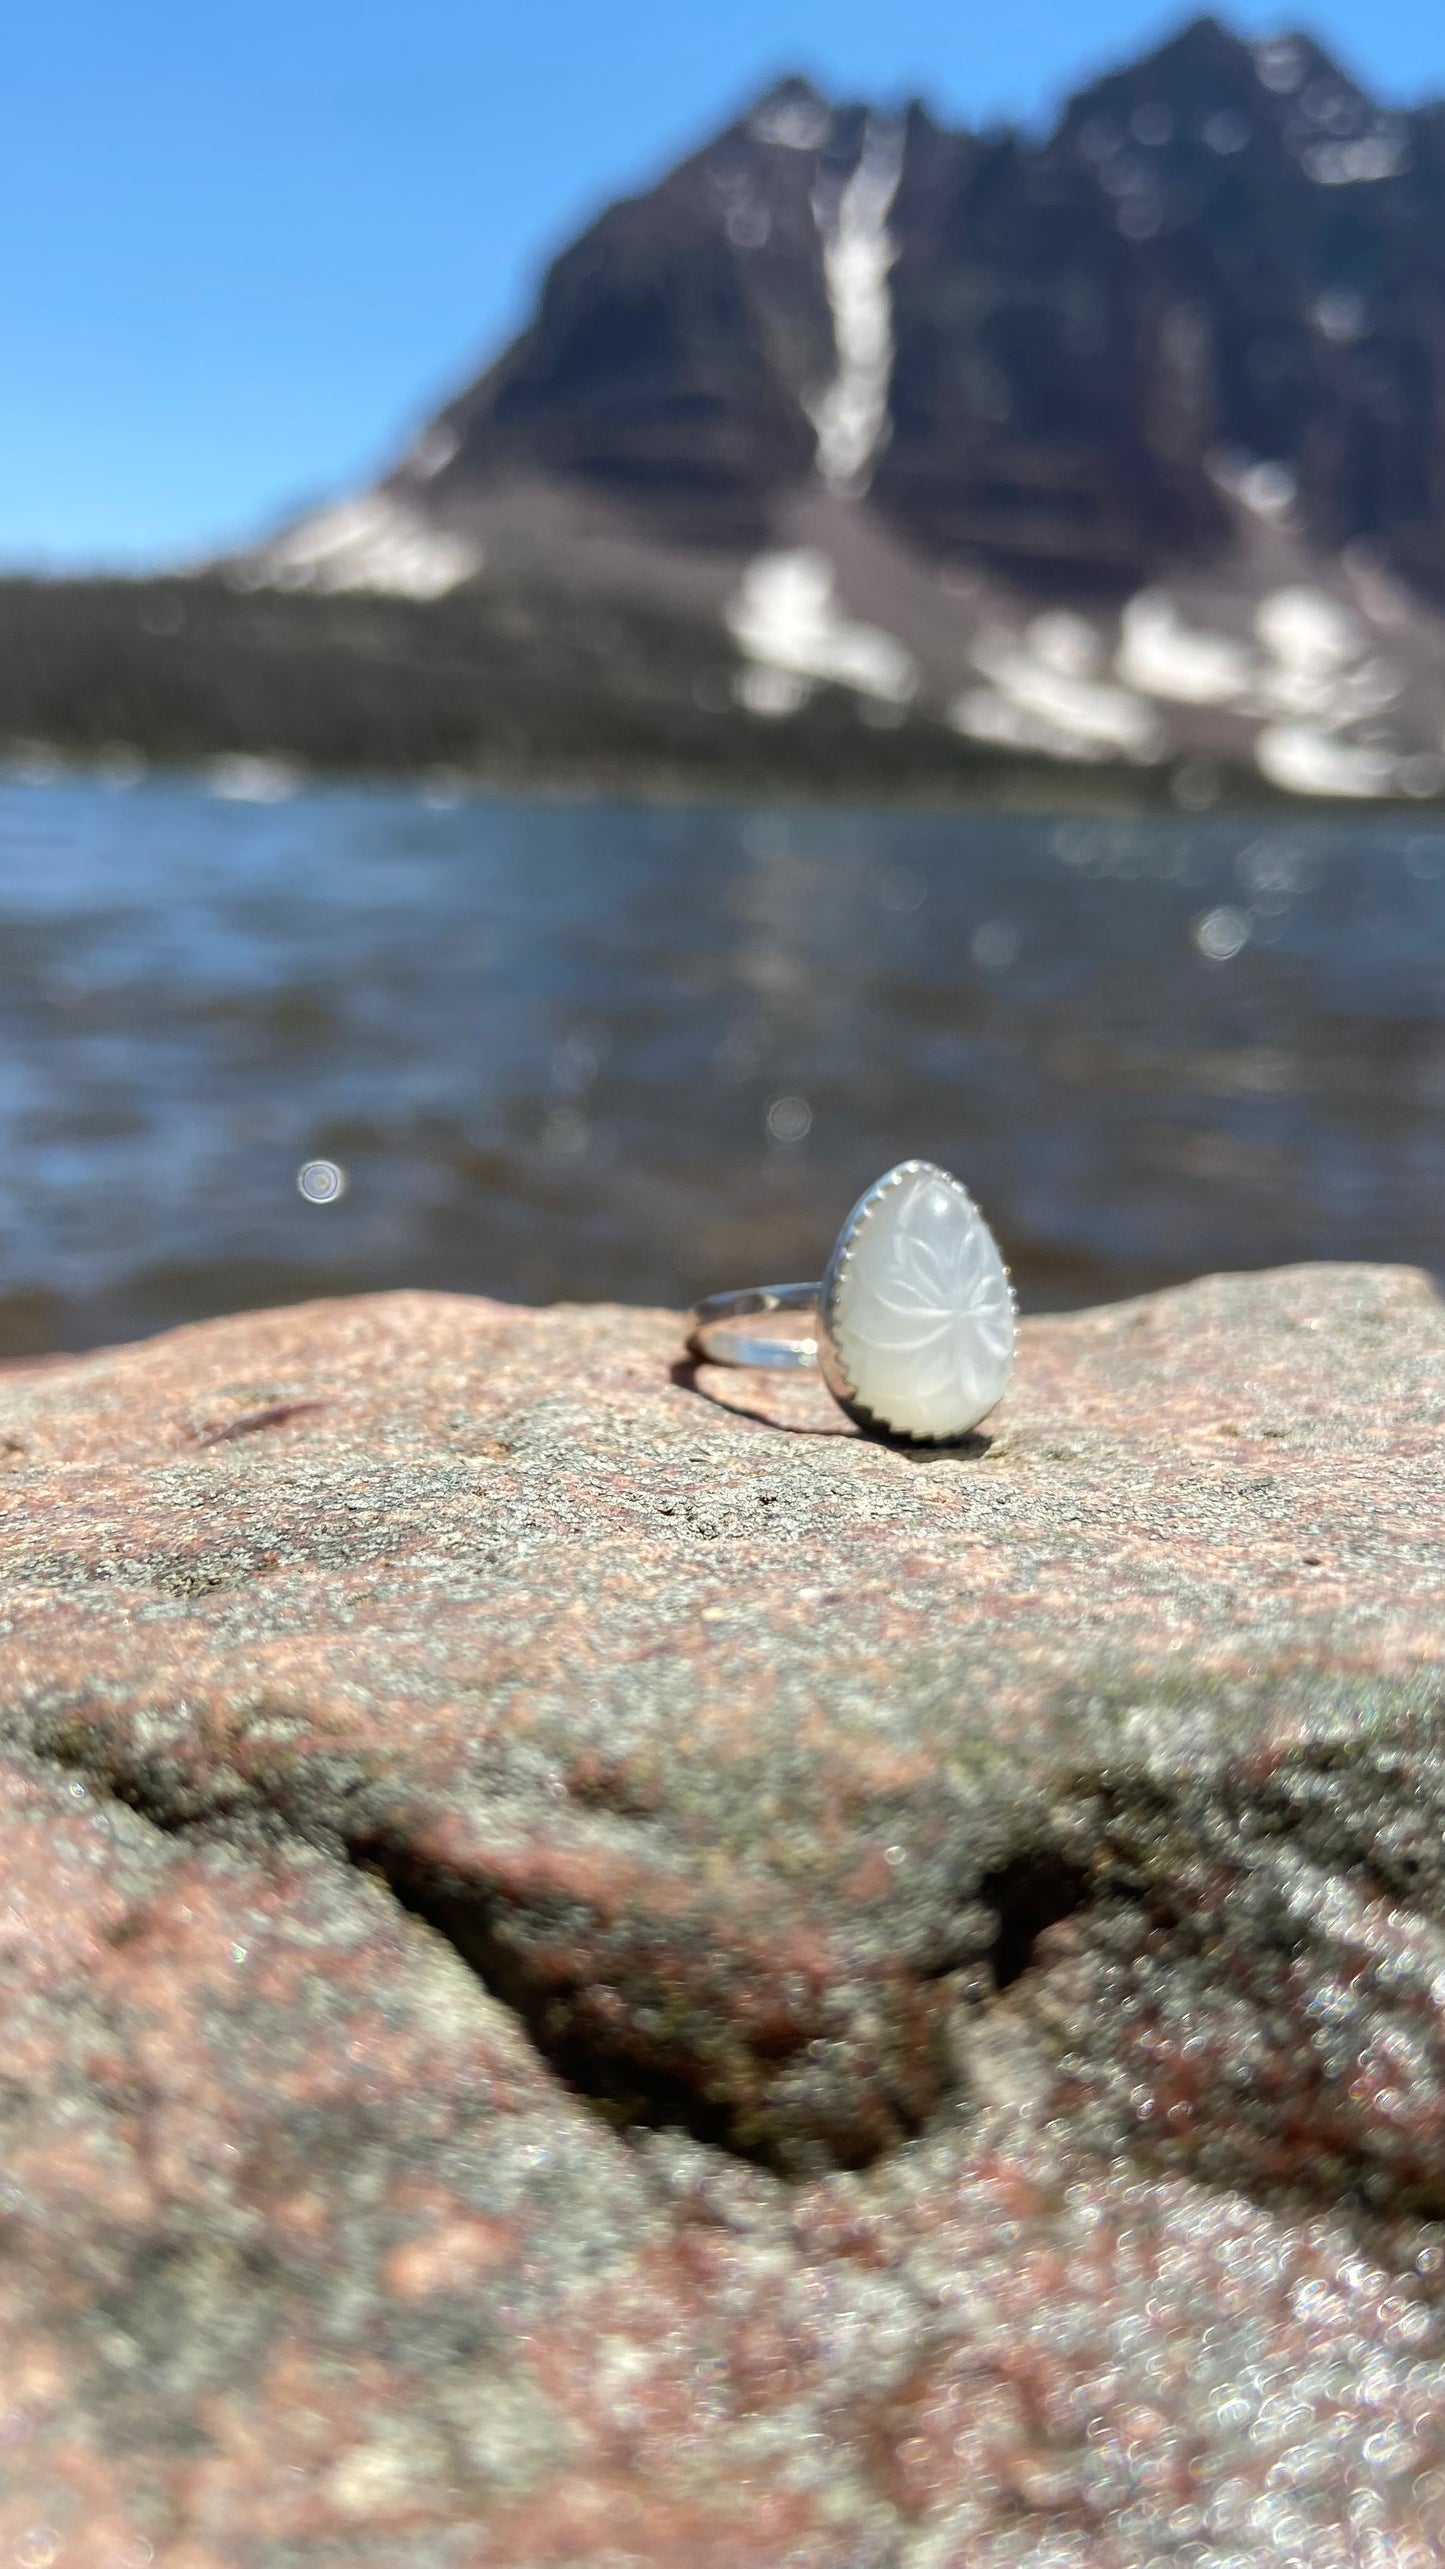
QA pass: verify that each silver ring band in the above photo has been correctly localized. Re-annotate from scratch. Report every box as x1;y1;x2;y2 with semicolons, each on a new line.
685;1283;820;1371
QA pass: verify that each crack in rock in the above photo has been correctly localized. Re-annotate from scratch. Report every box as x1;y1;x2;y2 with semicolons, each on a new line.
24;1671;1445;2235
184;1398;329;1447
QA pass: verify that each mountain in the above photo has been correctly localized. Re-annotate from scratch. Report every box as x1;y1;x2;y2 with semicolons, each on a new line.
237;18;1445;797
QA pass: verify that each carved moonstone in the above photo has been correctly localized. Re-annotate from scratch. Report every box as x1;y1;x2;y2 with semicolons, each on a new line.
819;1160;1015;1441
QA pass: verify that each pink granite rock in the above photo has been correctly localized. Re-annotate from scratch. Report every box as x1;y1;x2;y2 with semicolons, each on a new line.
0;1267;1443;2562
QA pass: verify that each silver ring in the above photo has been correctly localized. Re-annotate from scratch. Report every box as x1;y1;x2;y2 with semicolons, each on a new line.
685;1160;1016;1443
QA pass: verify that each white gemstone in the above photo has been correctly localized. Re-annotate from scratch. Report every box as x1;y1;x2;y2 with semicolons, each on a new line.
825;1162;1014;1439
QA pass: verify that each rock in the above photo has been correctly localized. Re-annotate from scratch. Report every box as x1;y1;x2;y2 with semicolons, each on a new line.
2;1264;1444;2562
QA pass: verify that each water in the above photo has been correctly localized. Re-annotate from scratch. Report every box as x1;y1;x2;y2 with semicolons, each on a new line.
2;777;1443;1356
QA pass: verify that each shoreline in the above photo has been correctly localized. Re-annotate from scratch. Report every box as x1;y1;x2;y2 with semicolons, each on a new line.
4;570;1443;817
5;739;1434;820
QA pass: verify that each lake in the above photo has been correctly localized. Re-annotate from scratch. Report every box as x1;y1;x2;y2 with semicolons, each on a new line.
2;775;1443;1356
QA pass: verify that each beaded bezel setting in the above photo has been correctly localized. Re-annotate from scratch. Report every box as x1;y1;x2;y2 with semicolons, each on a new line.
817;1159;1016;1442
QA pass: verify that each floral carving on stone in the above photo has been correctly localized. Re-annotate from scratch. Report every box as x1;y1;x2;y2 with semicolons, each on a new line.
823;1162;1014;1439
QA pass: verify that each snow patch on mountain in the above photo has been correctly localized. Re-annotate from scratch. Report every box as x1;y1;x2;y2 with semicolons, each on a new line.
1249;587;1402;726
806;119;904;496
727;550;916;712
751;91;831;151
244;495;481;600
1254;725;1396;796
1117;593;1255;704
955;622;1163;764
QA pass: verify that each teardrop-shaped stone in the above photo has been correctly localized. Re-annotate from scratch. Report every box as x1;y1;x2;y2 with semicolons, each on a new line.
822;1161;1014;1440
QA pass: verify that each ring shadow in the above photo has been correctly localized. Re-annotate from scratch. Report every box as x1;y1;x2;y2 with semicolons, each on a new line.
669;1357;995;1463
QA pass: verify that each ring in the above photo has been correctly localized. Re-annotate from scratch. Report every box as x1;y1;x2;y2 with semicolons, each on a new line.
686;1160;1015;1443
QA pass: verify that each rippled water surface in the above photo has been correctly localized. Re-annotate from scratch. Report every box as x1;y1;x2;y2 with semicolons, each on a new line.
2;778;1443;1354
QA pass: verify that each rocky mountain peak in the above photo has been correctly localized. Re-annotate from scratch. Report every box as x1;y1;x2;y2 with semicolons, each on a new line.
742;73;836;150
238;14;1445;801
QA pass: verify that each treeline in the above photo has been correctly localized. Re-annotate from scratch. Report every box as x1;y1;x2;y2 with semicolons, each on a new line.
0;573;952;791
0;571;1252;806
0;573;745;775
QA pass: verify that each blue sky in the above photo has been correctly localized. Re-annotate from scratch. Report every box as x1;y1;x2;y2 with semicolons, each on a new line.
3;1;1440;567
